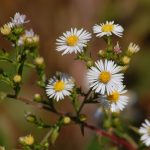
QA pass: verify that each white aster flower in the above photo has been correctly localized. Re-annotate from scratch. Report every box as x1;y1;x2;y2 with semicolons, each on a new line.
139;119;150;147
98;85;128;112
87;59;124;95
93;21;124;37
56;28;91;55
45;73;74;101
128;43;140;54
11;12;29;26
18;29;39;46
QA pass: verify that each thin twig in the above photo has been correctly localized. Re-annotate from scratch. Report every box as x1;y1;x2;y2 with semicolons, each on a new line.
77;89;92;114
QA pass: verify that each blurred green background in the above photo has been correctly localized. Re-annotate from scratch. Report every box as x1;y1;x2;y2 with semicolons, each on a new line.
0;0;150;149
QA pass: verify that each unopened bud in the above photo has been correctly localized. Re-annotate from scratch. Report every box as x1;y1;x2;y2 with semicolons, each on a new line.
86;60;94;68
13;75;22;83
34;93;42;102
122;56;130;65
79;114;87;122
98;50;106;58
35;57;44;66
63;116;71;124
25;113;36;123
0;24;11;35
98;50;105;57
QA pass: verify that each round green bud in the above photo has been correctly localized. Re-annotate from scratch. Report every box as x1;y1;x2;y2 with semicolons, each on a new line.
86;60;94;68
25;114;36;123
63;116;71;124
79;114;87;122
34;93;42;102
13;75;22;83
98;50;105;57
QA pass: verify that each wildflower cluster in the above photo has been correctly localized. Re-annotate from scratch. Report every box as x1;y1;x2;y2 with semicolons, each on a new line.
0;13;149;150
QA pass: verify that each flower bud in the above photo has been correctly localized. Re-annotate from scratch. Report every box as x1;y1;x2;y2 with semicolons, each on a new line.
114;42;122;54
35;57;44;66
0;24;11;35
86;60;94;68
79;114;87;122
13;75;22;83
34;93;42;102
98;50;105;57
19;134;34;145
25;113;36;123
122;56;130;65
63;116;71;124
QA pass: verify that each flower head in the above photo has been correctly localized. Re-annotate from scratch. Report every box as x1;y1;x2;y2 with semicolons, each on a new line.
128;43;140;54
87;59;124;94
56;28;91;55
139;119;150;146
19;134;34;145
98;85;128;112
46;73;74;101
93;21;124;37
17;29;39;46
11;12;29;26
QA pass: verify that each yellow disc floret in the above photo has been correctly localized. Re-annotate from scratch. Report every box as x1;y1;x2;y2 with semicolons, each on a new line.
102;24;114;32
99;71;111;83
54;80;65;91
107;91;120;102
66;35;78;46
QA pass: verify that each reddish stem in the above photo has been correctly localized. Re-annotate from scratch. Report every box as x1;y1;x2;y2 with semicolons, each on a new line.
84;123;137;150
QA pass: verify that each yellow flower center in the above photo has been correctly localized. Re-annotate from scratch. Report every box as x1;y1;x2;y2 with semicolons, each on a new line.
66;35;78;46
102;24;114;32
107;91;120;102
54;80;65;91
99;71;111;83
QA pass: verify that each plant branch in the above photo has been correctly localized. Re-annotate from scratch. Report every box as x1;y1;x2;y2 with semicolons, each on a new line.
6;95;137;150
77;89;92;114
84;123;137;150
